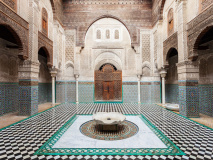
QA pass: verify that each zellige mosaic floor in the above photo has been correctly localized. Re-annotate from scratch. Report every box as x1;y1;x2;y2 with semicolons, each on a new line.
0;103;213;160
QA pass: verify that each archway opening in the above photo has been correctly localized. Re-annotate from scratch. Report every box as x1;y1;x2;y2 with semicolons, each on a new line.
95;64;122;101
165;48;179;104
38;47;52;105
196;26;213;117
0;24;22;116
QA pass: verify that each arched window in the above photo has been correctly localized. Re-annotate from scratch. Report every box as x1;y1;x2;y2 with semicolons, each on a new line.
106;29;110;39
114;30;119;39
168;8;174;36
97;30;101;39
42;8;48;36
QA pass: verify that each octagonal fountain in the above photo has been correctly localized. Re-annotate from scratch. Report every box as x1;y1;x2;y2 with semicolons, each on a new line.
80;112;139;141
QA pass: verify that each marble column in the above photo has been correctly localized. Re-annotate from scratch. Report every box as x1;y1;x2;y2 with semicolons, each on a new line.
75;74;79;104
160;69;167;106
137;75;142;104
50;67;57;106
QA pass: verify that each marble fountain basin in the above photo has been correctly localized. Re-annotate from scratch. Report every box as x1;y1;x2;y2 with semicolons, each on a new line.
165;104;179;111
93;112;126;131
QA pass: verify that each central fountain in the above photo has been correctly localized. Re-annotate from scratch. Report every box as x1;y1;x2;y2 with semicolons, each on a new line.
92;112;126;131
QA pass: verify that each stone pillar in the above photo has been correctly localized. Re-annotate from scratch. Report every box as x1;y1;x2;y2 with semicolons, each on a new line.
75;74;79;104
50;67;57;106
177;61;199;117
137;75;141;104
177;0;188;62
160;69;167;106
18;60;40;116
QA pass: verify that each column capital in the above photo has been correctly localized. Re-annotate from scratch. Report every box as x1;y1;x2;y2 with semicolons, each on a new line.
137;74;142;80
75;74;79;79
50;66;58;77
160;68;167;78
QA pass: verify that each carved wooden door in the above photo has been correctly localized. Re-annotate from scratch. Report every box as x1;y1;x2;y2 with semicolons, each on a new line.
95;64;122;101
103;81;114;100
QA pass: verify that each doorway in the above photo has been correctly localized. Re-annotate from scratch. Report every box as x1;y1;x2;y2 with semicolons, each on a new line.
95;64;122;101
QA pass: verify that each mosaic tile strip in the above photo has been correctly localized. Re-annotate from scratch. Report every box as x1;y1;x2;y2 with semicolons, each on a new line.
34;114;185;156
0;83;18;116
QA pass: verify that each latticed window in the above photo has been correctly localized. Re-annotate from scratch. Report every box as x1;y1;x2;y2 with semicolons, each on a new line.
168;8;174;36
97;30;101;39
114;30;119;39
42;8;48;36
106;29;110;39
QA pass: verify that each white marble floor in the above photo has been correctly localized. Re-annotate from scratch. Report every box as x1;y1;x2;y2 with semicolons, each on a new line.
53;115;167;149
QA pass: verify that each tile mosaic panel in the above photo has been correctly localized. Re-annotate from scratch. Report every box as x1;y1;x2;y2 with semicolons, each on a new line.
79;83;94;103
38;83;52;105
123;84;137;103
199;85;213;117
19;85;38;116
56;82;76;103
179;81;199;117
141;82;161;104
0;83;18;116
165;84;179;104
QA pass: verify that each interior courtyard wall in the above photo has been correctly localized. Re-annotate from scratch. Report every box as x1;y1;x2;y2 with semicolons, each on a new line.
17;0;29;22
0;39;19;116
62;0;153;46
197;43;213;117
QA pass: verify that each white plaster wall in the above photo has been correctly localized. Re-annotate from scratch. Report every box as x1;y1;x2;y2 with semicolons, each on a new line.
17;0;29;22
186;0;199;23
78;18;138;81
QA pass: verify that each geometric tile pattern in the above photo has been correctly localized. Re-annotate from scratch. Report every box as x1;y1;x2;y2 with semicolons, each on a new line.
199;85;213;117
56;82;76;103
18;85;38;116
123;84;137;103
165;84;179;104
0;83;19;116
141;84;161;104
57;82;161;104
179;83;199;118
1;103;213;160
79;84;94;103
38;83;52;105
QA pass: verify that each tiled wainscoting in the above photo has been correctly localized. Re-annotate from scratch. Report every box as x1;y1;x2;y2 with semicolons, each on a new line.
0;83;19;116
38;83;52;105
140;82;161;104
123;82;137;103
56;81;161;104
56;81;76;103
199;85;213;117
165;84;179;104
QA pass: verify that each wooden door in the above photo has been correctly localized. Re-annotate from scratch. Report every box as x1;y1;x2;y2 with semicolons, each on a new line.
103;81;114;100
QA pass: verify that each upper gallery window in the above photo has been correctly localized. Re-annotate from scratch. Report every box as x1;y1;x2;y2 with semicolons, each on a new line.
168;8;174;36
114;30;119;39
106;29;110;39
97;30;101;39
42;8;48;36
